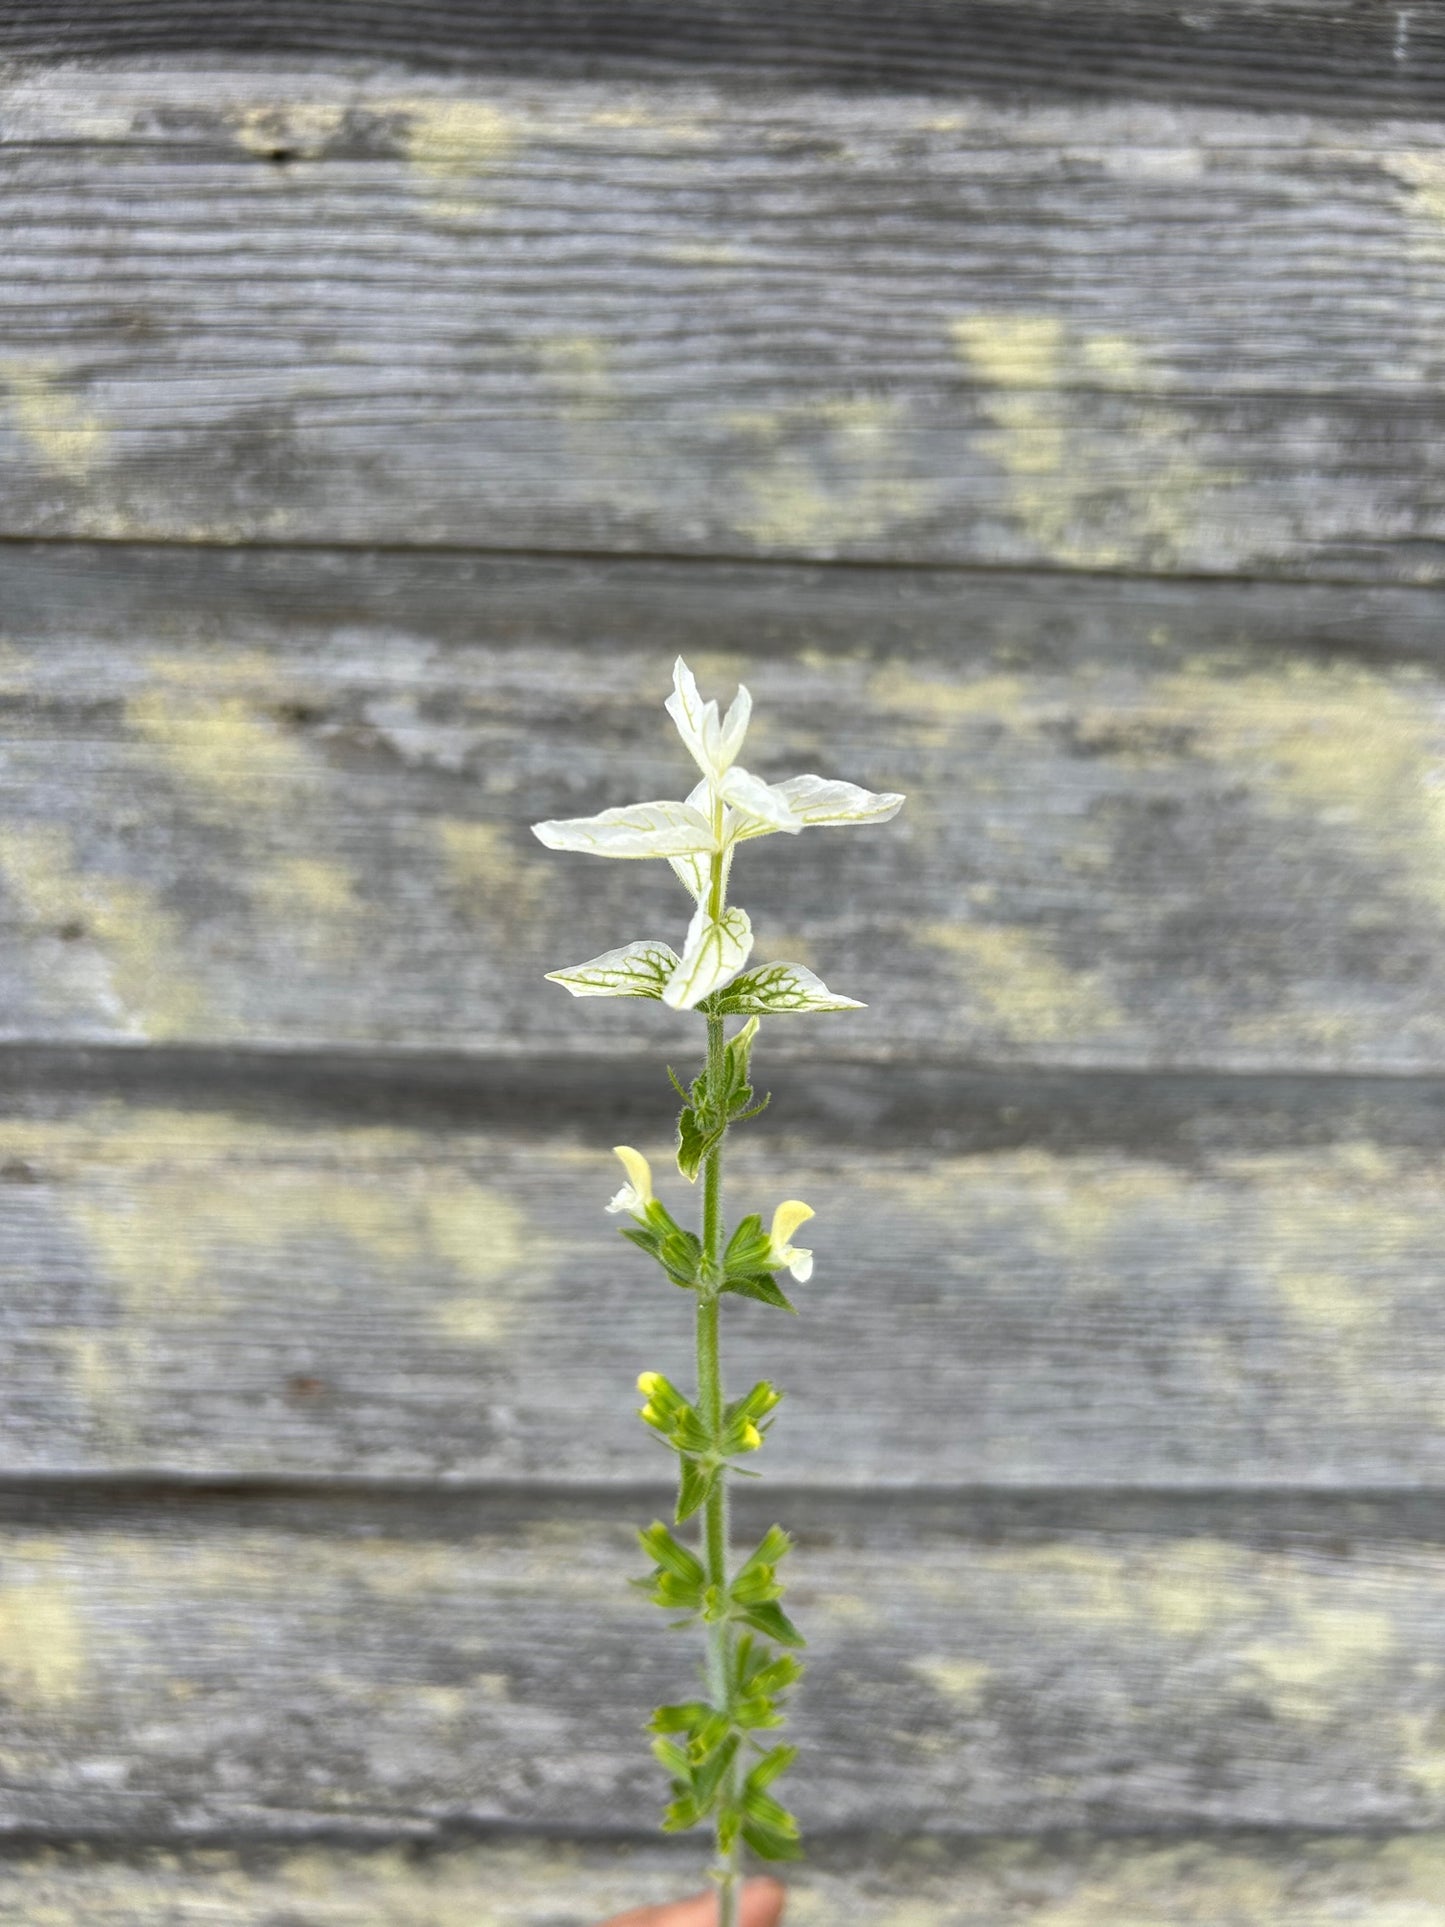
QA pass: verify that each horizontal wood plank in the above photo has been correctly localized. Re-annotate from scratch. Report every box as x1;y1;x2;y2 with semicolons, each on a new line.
5;1;1445;117
6;1830;1445;1923
0;68;1444;575
0;1493;1442;1835
3;547;1445;1071
6;1087;1445;1485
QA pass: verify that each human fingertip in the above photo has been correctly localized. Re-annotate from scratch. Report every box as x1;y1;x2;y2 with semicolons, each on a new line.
740;1875;787;1927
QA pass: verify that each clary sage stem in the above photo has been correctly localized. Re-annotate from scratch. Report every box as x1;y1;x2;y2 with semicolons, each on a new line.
532;659;904;1917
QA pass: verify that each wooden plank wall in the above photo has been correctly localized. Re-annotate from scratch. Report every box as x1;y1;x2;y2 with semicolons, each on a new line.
2;4;1444;1919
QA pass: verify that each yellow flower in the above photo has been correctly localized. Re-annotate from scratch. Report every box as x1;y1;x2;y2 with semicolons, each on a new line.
606;1145;654;1219
766;1200;815;1283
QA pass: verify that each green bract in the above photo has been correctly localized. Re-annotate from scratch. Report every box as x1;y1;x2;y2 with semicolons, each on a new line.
530;658;904;1923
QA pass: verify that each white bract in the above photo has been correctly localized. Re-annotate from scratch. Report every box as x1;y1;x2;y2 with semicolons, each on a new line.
532;657;904;1011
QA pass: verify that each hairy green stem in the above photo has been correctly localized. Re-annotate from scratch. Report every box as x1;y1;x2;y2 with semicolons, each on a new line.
697;1008;740;1927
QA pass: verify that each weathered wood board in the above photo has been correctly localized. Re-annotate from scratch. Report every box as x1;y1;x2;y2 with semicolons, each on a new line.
5;1087;1445;1485
4;546;1445;1069
6;1830;1445;1925
0;1493;1441;1835
0;66;1444;574
6;0;1445;117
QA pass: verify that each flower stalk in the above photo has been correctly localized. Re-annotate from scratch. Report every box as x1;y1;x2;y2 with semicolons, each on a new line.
532;659;903;1912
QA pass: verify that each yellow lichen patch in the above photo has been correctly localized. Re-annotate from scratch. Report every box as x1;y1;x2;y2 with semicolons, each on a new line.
748;927;817;969
1386;151;1445;265
980;1540;1258;1640
1158;656;1445;919
126;663;315;816
950;315;1066;389
536;336;616;420
1399;1711;1445;1801
729;398;933;551
0;360;108;482
7;1108;535;1342
230;102;346;160
1240;1604;1397;1724
918;920;1120;1045
436;818;546;921
252;856;360;956
0;1557;86;1707
1132;1541;1259;1641
1020;1162;1198;1269
40;1328;141;1456
0;823;210;1039
424;1179;530;1344
868;664;1030;729
388;97;518;222
664;243;741;265
909;1657;992;1706
949;313;1232;569
1011;1840;1329;1926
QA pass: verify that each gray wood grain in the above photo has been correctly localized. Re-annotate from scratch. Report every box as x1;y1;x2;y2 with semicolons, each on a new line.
1;68;1444;575
6;1828;1445;1923
0;1492;1441;1837
2;545;1444;1071
5;1;1444;117
5;1085;1445;1486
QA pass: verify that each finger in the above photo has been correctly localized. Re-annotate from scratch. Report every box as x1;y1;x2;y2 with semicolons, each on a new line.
741;1877;787;1927
601;1875;786;1927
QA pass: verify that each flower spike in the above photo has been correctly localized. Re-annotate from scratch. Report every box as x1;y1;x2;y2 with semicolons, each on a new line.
528;654;904;1902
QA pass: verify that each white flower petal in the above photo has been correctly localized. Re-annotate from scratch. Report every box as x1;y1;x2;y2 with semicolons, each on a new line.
662;903;754;1010
708;961;864;1015
728;772;906;842
545;940;680;999
531;798;716;858
786;1248;814;1283
719;765;804;834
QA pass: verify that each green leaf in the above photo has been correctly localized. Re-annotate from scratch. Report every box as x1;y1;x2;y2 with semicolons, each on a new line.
748;1655;804;1697
658;1227;704;1288
724;1215;770;1271
676;1106;725;1182
639;1522;707;1590
689;1711;733;1760
721;1270;797;1314
737;1599;806;1648
650;1736;692;1780
706;960;864;1015
662;1796;705;1833
676;1457;718;1523
740;1817;804;1862
735;1697;787;1732
736;1525;794;1581
648;1702;711;1735
745;1744;799;1795
652;1572;706;1611
728;1381;781;1420
692;1731;740;1805
741;1788;800;1836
